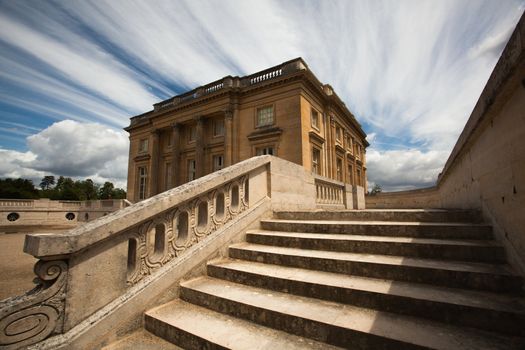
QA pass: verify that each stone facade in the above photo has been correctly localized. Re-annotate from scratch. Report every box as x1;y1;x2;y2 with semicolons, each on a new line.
125;58;368;202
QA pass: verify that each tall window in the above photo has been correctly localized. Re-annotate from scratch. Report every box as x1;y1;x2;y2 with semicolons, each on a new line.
188;125;196;142
312;148;321;175
165;163;172;190
256;146;274;156
138;166;147;200
348;164;354;184
336;126;342;142
336;158;343;181
188;159;196;181
213;119;224;136
350;137;355;154
256;106;274;127
213;155;224;171
139;139;148;153
356;168;362;186
311;109;319;130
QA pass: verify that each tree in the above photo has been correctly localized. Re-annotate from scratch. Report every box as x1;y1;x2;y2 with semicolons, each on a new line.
82;179;99;200
74;179;99;200
99;181;115;199
0;178;39;199
111;188;127;199
39;175;55;190
60;177;79;200
370;184;382;195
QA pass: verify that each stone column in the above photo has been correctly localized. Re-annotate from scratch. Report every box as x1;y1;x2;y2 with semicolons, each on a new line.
195;116;205;178
171;123;181;187
149;129;160;197
224;109;233;167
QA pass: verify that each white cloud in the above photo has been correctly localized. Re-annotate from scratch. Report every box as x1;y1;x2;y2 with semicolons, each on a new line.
0;149;43;183
366;147;449;191
0;121;129;189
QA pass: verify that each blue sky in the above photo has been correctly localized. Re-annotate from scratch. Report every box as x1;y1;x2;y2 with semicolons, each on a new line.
0;0;523;190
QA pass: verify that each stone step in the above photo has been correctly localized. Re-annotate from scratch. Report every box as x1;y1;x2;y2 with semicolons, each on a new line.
229;243;523;294
207;259;525;336
180;277;525;350
245;230;505;263
102;329;183;350
261;219;493;239
274;209;483;223
145;299;342;350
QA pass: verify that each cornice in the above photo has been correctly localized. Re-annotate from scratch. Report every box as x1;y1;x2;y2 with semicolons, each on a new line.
308;131;325;144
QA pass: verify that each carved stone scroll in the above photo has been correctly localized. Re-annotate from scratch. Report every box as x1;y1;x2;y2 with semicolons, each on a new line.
0;260;68;349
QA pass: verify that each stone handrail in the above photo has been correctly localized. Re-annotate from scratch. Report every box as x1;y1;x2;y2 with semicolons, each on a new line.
0;156;365;349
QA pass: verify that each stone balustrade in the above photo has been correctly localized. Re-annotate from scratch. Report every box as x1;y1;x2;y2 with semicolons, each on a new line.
0;156;365;349
248;67;283;85
314;177;345;207
0;200;34;208
148;58;307;115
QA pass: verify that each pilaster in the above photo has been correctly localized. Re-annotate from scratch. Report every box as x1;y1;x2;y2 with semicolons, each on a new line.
195;116;205;178
149;129;160;197
171;123;181;187
329;115;337;179
224;109;233;167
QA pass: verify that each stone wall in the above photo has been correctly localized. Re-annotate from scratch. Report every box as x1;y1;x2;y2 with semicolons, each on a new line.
0;199;128;233
366;13;525;274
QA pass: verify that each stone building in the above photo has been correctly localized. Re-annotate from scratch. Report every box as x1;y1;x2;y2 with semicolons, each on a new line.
125;58;368;201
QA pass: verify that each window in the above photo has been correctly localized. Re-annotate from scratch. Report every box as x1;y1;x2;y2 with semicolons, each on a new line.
350;137;355;154
213;119;224;136
165;162;172;190
356;168;362;186
65;212;76;221
139;139;148;153
356;144;362;159
213;155;224;171
256;106;274;127
336;158;343;181
336;126;342;142
167;134;172;147
138;166;147;200
311;109;319;130
187;159;196;181
256;146;274;156
7;212;19;222
188;125;196;142
312;148;321;175
348;164;354;184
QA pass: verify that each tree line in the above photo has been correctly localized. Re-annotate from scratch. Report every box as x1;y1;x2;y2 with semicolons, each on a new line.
0;176;126;200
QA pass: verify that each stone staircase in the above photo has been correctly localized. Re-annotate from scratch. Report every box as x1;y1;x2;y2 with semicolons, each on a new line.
143;210;525;349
